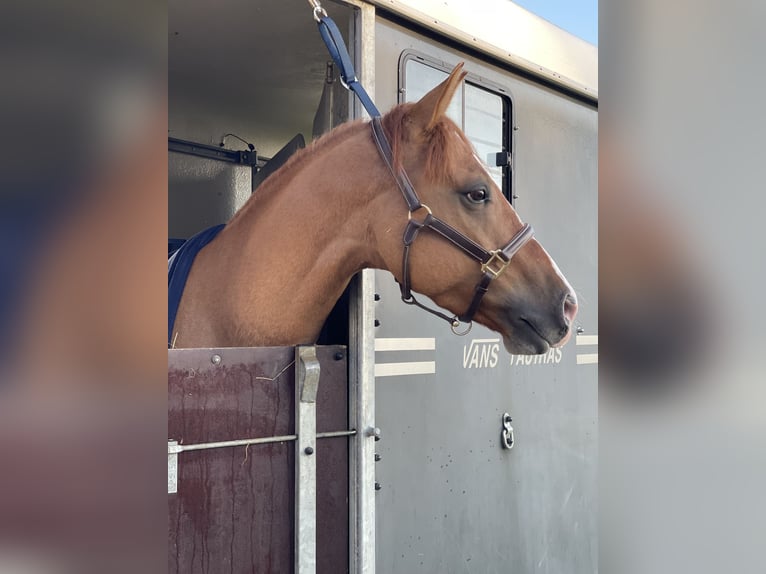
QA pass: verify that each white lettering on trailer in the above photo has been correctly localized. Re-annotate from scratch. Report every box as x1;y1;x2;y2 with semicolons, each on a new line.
374;338;436;378
462;338;501;369
510;347;563;366
575;334;598;365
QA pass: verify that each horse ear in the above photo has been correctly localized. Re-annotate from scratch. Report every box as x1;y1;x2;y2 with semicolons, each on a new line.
409;62;467;132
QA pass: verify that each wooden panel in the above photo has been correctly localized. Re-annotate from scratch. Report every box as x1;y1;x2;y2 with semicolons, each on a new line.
168;346;348;574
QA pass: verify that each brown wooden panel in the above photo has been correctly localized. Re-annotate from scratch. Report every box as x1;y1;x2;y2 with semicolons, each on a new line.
168;346;348;574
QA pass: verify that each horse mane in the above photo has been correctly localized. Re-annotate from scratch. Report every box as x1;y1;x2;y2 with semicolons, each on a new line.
227;120;365;226
228;103;473;226
381;102;474;186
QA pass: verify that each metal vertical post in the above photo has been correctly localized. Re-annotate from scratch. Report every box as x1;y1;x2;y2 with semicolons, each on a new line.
348;269;377;574
345;2;378;572
296;345;321;574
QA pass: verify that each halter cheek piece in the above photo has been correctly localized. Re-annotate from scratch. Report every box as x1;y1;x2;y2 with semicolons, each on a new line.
370;117;534;335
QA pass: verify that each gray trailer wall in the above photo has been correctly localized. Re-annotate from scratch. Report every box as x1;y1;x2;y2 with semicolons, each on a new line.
372;17;597;574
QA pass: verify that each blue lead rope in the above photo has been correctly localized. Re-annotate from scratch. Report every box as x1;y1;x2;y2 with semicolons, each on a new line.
315;13;381;118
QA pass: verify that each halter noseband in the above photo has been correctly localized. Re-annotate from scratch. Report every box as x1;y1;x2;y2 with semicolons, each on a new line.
370;116;534;335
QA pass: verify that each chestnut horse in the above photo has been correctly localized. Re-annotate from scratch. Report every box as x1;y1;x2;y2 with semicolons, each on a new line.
170;64;577;353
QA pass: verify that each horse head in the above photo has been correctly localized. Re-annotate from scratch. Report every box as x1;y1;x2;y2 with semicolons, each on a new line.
373;63;577;354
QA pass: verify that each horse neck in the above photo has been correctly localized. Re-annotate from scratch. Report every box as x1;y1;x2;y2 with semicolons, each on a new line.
205;122;395;346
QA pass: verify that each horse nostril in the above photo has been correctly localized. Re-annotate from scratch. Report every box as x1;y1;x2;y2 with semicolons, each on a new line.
562;293;578;325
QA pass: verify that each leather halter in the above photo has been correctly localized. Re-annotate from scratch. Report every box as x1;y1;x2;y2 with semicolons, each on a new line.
370;116;534;335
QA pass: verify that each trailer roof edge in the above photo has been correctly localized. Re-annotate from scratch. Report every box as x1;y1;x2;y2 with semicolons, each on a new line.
365;0;598;102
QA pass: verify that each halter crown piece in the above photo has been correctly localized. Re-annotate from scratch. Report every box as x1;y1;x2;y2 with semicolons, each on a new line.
311;0;534;334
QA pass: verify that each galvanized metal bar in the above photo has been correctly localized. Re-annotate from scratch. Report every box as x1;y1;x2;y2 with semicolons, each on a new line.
295;346;321;574
166;429;354;461
168;435;299;495
349;271;378;573
168;435;298;454
317;430;357;439
315;5;377;571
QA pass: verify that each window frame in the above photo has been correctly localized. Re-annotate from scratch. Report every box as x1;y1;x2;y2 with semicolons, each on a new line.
398;50;516;204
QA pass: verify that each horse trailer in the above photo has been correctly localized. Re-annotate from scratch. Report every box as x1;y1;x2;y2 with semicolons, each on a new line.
168;1;597;572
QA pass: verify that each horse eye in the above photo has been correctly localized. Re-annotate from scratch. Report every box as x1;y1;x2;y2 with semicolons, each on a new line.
464;188;488;204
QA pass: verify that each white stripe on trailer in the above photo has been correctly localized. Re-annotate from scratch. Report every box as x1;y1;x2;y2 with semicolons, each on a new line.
576;335;598;346
374;338;436;352
576;353;598;365
375;361;436;377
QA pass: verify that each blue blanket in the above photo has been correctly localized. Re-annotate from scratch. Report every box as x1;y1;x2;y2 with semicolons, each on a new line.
168;224;225;346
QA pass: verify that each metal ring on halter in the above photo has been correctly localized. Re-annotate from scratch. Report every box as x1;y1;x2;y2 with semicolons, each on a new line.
408;204;432;221
450;320;473;336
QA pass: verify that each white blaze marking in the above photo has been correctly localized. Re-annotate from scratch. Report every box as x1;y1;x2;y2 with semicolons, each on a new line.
538;242;577;303
456;129;575;304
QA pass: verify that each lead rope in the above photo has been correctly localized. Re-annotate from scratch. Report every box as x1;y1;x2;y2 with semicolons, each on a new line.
307;0;467;333
308;0;381;118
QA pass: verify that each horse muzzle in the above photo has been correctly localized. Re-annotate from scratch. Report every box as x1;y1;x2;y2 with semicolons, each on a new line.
502;291;578;354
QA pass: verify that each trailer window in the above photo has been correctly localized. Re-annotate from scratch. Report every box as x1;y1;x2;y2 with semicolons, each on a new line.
402;55;513;201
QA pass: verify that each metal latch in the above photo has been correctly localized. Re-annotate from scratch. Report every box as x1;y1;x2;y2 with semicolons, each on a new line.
501;413;514;450
490;151;512;167
168;440;180;493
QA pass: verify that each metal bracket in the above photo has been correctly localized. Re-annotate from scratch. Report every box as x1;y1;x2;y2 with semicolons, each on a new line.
491;151;512;167
295;345;321;574
298;346;321;403
168;440;179;494
168;137;258;166
501;413;515;450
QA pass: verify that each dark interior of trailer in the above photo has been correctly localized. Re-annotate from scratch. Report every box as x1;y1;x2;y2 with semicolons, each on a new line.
169;0;357;346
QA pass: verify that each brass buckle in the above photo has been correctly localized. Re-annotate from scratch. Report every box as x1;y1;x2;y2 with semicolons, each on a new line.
481;250;510;278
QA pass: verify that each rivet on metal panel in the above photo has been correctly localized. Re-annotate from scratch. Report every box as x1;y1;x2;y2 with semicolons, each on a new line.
374;293;381;301
211;354;222;365
576;326;585;334
334;351;344;361
374;453;382;462
374;482;382;491
374;319;380;327
304;446;314;455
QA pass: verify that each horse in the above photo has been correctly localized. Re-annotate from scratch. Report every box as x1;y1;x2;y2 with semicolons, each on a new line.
169;63;577;354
